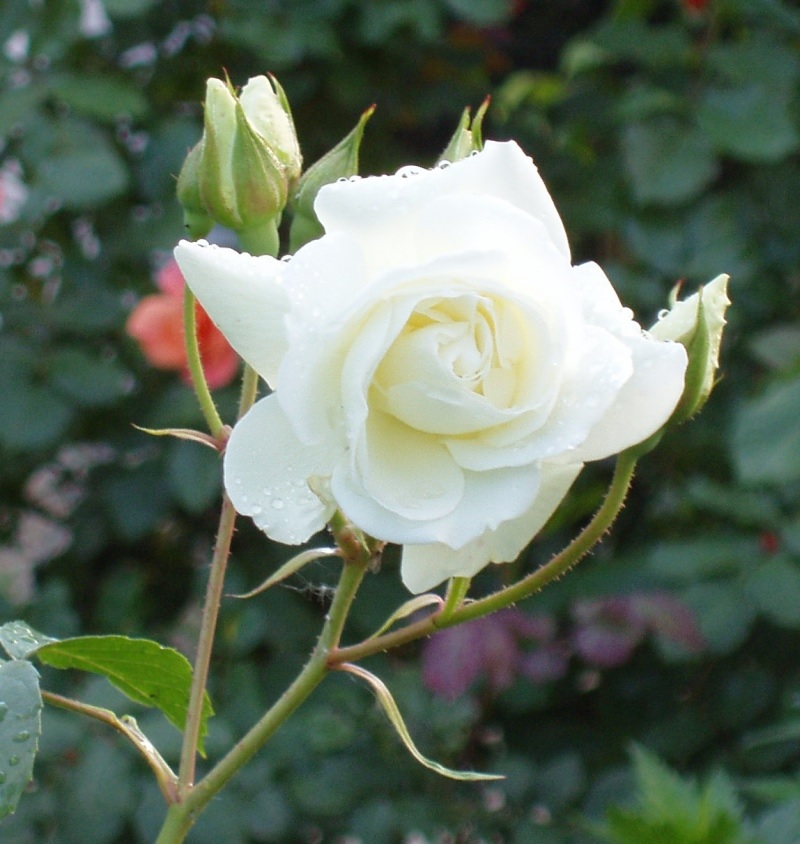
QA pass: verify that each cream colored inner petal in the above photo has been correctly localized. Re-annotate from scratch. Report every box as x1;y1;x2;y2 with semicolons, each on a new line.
372;293;554;437
356;410;465;521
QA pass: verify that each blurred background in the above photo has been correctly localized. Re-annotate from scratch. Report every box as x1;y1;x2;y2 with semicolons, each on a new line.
1;0;800;841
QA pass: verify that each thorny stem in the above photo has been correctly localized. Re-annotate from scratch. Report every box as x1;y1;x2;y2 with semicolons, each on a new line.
182;287;225;438
42;691;178;803
176;495;237;795
329;451;639;666
156;557;370;844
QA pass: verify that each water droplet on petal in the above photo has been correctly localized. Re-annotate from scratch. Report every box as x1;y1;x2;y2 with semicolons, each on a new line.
280;255;292;263
395;165;425;179
469;149;480;157
8;756;20;767
657;308;670;320
348;175;361;182
271;499;285;510
12;731;29;743
437;160;452;169
251;505;262;516
336;176;348;183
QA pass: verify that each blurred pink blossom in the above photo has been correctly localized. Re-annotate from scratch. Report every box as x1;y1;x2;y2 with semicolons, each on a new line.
126;258;239;389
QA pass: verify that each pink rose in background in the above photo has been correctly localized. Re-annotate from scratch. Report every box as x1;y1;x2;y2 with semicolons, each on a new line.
126;259;239;389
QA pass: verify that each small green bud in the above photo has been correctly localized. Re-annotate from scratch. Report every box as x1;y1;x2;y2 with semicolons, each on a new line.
650;273;731;423
179;74;302;246
438;96;490;164
176;140;214;239
289;105;375;252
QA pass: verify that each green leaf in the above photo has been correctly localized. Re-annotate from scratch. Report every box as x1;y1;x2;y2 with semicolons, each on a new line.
35;136;128;209
733;377;800;485
0;660;42;820
49;347;134;408
745;558;800;628
622;118;718;205
697;84;800;163
0;622;57;660
167;440;222;514
339;663;502;782
646;536;758;582
35;636;213;753
48;73;149;122
679;582;756;655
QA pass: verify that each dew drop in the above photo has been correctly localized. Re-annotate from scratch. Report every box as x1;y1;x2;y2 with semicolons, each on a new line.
280;254;292;263
261;487;272;496
8;756;19;767
396;165;424;179
12;731;29;743
348;175;361;182
469;150;480;157
437;159;452;169
657;308;670;320
336;176;348;183
271;499;285;510
250;505;262;516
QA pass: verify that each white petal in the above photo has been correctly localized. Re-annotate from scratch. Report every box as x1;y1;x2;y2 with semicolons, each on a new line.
355;411;465;521
446;325;633;469
224;395;340;544
571;332;687;461
331;459;540;548
174;240;289;386
400;462;582;593
314;140;569;276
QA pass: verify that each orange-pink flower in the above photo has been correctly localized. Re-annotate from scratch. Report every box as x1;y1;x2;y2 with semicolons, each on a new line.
127;258;239;389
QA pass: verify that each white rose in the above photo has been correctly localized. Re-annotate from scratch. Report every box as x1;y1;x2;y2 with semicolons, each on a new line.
175;141;687;593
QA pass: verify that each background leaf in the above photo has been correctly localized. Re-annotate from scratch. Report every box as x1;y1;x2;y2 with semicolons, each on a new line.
0;660;42;820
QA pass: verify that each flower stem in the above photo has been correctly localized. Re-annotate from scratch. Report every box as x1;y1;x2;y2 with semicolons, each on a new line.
436;576;471;625
183;287;225;438
177;361;262;795
329;452;638;665
42;691;178;803
156;558;369;844
176;495;237;795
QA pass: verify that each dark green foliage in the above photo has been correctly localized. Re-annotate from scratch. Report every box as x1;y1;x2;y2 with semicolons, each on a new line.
1;0;800;841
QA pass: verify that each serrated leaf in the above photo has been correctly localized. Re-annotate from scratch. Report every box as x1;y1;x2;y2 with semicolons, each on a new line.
0;659;42;820
34;636;213;753
339;663;502;782
0;621;57;660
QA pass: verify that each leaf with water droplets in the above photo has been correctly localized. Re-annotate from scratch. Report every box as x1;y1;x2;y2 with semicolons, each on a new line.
0;621;57;660
0;659;42;819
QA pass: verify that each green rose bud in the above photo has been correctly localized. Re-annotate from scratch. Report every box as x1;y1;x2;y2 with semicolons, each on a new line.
649;273;731;423
177;74;302;254
438;97;490;164
288;105;375;252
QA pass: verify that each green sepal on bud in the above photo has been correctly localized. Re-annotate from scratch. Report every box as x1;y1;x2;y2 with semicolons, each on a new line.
176;74;302;254
289;105;375;252
650;273;731;424
438;96;490;164
175;141;214;240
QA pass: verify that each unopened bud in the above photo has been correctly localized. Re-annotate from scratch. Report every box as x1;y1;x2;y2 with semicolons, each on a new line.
438;97;490;164
650;273;731;423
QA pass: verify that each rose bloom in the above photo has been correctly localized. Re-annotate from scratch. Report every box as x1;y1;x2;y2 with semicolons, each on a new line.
175;141;687;592
126;259;239;389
